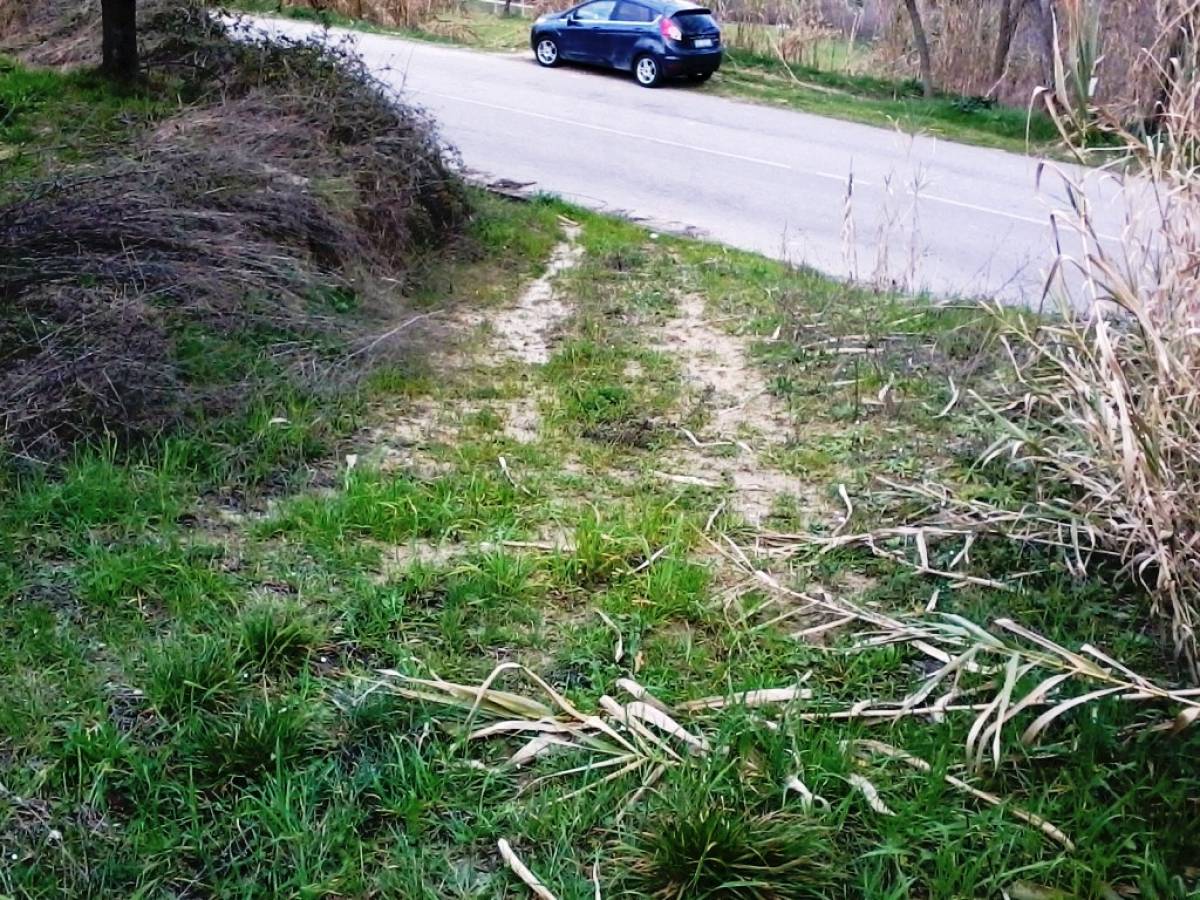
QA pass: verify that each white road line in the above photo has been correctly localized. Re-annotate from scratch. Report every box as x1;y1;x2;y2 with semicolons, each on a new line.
417;89;794;170
815;171;874;187
920;192;1051;228
920;191;1121;241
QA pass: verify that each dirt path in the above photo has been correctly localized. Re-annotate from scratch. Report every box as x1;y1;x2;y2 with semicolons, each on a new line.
489;221;583;366
652;293;815;526
361;224;827;535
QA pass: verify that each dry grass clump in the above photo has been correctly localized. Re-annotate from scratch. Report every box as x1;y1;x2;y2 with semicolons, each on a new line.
702;535;1200;746
0;4;467;458
985;66;1200;673
814;7;1200;677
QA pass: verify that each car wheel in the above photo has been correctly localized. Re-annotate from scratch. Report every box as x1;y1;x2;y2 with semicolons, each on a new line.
535;37;561;67
688;71;712;83
634;54;662;87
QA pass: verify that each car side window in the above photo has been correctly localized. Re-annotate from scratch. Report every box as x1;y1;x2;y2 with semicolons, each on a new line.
573;1;616;20
610;1;654;22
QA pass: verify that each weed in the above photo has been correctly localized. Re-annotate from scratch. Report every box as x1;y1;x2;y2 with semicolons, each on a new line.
236;601;327;676
621;762;840;899
144;633;243;716
568;384;635;426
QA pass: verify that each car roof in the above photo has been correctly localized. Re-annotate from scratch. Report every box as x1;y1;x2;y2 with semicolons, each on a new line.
572;0;709;11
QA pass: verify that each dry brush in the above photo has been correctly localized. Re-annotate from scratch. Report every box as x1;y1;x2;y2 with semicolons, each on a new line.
0;4;467;458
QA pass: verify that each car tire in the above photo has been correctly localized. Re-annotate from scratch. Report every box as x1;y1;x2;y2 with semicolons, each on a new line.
688;71;712;83
633;54;663;87
534;36;562;67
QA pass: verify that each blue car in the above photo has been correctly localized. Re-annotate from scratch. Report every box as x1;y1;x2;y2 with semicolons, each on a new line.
531;0;722;87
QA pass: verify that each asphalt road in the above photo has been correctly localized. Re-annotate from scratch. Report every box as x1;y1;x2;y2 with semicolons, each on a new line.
242;15;1132;304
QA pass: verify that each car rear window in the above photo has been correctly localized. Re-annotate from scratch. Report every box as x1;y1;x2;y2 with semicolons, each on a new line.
671;8;718;32
612;1;654;21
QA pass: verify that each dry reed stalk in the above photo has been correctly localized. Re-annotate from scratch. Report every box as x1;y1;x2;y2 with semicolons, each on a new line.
365;652;1111;851
498;839;560;900
767;3;1200;676
985;24;1200;673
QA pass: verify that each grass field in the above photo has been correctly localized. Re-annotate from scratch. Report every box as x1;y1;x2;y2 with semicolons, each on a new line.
224;2;1063;154
3;56;1198;899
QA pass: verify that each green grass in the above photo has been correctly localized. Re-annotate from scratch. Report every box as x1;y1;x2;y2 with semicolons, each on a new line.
0;59;168;187
3;55;1197;900
220;3;1063;154
4;201;1199;899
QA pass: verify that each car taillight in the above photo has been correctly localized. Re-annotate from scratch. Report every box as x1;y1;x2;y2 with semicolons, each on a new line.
659;16;683;41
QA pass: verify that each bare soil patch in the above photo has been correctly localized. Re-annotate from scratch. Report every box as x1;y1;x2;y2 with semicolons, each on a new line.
356;221;585;468
655;294;827;527
490;221;584;366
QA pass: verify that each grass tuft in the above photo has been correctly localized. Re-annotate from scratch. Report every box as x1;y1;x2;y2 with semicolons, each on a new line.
145;633;242;716
622;776;838;899
190;696;329;781
236;602;327;676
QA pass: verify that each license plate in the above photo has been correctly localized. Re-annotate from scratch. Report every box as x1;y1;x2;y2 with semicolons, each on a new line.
694;38;713;47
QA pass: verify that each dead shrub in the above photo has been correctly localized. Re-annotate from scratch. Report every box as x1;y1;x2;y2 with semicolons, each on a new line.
0;286;183;454
0;3;468;458
987;62;1200;673
0;0;102;66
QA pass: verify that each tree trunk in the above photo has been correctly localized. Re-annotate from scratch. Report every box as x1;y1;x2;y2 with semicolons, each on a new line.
902;0;934;98
100;0;138;81
1026;0;1057;89
991;0;1024;85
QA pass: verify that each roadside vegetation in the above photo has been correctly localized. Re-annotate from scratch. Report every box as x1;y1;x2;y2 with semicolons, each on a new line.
222;0;1065;153
219;0;1184;156
3;1;1200;898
